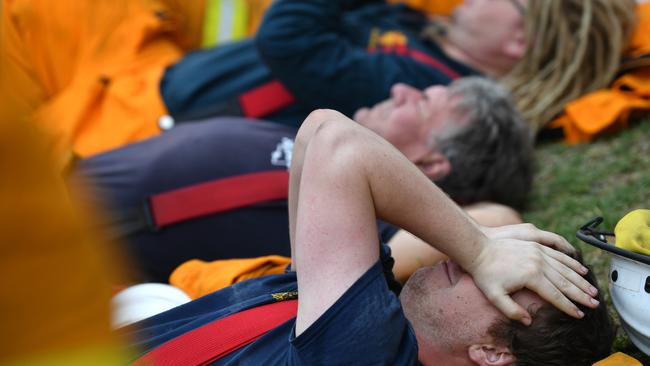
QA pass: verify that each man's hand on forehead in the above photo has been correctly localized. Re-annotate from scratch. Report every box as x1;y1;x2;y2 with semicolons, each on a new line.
481;223;577;256
461;224;599;325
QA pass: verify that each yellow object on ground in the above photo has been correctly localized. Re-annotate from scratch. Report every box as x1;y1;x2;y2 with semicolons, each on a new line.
593;352;643;366
170;256;291;299
550;2;650;143
615;209;650;256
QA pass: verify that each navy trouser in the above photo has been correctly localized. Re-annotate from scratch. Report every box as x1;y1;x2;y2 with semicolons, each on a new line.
72;118;297;282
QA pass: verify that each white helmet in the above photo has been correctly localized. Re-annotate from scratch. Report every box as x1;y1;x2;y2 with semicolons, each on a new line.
111;283;191;329
578;217;650;356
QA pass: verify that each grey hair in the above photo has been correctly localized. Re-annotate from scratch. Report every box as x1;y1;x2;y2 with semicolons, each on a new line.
433;77;534;209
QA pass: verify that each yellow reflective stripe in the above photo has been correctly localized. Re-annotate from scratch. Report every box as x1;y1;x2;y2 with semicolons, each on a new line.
201;0;250;48
232;0;249;39
202;0;221;47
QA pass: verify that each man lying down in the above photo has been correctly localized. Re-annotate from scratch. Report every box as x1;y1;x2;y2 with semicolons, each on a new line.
127;110;613;366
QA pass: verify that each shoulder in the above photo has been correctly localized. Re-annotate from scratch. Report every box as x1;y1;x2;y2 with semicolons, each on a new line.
289;261;418;364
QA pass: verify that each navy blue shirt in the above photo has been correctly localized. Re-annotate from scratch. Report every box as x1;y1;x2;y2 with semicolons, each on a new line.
128;244;420;365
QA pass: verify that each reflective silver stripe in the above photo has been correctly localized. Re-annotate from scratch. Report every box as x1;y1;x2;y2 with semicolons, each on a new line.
218;0;236;43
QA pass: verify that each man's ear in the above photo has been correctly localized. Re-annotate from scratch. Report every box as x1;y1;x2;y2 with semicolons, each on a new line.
416;151;451;180
468;344;515;366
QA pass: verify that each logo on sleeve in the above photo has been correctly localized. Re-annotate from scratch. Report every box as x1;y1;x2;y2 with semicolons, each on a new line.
368;28;408;51
271;137;294;168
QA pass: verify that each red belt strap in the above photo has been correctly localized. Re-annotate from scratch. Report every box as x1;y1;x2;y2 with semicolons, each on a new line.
370;46;462;80
147;170;289;230
133;299;298;366
237;47;459;120
407;48;461;79
240;80;296;118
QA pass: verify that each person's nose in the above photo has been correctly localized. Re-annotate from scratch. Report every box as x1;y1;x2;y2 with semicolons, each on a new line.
390;83;422;107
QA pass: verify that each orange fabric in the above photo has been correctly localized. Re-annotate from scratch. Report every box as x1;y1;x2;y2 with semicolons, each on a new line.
551;3;650;143
2;0;189;159
246;0;275;35
388;0;462;16
170;256;291;299
593;352;643;366
627;1;650;56
166;0;208;50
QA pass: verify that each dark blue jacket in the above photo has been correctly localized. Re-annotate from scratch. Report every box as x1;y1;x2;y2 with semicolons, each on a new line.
161;0;477;126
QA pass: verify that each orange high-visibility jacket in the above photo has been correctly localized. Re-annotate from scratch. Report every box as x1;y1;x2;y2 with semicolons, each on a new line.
1;0;207;159
551;2;650;143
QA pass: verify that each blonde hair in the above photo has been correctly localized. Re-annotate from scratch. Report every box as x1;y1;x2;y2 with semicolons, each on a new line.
502;0;638;131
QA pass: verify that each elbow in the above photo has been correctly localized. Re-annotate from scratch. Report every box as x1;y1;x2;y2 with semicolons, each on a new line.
303;109;349;136
294;109;353;156
305;109;345;125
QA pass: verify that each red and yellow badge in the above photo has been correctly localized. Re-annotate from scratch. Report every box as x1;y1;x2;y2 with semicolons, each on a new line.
368;28;409;51
378;31;408;47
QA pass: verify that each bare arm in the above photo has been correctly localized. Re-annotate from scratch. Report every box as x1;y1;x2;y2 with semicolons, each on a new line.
390;201;530;283
290;110;597;335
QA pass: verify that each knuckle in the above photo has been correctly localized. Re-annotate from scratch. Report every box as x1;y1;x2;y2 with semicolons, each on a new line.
523;223;536;231
526;265;542;279
531;254;544;268
558;277;570;290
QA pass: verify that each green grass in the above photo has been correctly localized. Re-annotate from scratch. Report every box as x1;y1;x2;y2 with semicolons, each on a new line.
523;119;650;363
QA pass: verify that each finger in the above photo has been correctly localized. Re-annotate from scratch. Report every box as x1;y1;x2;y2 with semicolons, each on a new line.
511;224;574;254
540;245;589;276
532;229;575;254
485;224;574;254
527;276;584;319
483;290;532;325
543;258;599;309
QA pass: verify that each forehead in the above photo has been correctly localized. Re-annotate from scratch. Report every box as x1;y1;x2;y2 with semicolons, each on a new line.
511;289;545;313
445;263;546;313
458;0;528;23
